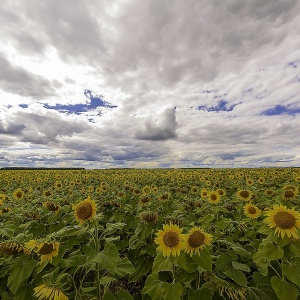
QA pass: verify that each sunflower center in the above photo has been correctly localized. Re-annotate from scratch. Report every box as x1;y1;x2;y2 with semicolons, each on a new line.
188;231;205;248
274;211;296;229
163;232;179;248
16;192;23;198
76;203;93;219
248;206;256;214
240;191;249;198
284;190;294;198
210;194;217;201
38;243;54;255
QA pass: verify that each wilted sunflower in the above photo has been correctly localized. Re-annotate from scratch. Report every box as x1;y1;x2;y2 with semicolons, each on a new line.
25;240;59;263
140;211;158;224
73;196;96;224
155;223;185;257
243;204;261;219
208;191;221;204
265;204;300;238
0;242;30;255
13;188;24;200
236;190;252;201
34;283;68;300
43;202;60;213
184;227;212;256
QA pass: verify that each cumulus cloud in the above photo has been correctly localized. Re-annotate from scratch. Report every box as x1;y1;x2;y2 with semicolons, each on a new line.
134;108;177;141
0;0;300;167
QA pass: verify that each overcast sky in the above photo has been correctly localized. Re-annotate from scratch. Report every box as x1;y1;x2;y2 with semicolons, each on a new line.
0;0;300;168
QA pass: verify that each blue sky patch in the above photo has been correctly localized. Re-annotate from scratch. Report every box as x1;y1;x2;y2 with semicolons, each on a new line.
195;100;237;112
43;90;117;115
262;105;300;116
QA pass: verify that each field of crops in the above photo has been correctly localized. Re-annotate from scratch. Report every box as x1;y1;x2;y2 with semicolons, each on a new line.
0;168;300;300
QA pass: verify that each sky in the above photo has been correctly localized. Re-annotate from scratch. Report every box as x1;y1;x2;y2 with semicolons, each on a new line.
0;0;300;169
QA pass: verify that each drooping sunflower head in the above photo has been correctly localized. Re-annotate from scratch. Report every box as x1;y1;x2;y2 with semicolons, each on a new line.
154;223;186;257
0;242;29;255
265;204;300;239
158;192;170;202
139;195;151;205
36;242;59;263
73;196;97;224
243;204;261;219
208;191;221;204
184;227;212;256
43;190;52;198
236;189;253;201
34;283;69;300
140;211;158;224
43;202;60;212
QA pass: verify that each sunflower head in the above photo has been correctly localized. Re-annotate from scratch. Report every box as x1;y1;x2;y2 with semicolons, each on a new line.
243;204;261;219
236;190;253;201
155;223;186;257
282;189;297;200
140;211;158;224
34;283;69;300
184;227;212;256
208;191;221;204
13;188;24;200
265;204;300;239
43;202;60;212
73;196;97;224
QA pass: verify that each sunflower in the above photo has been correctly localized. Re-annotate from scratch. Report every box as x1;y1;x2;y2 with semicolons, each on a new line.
184;227;212;256
34;283;68;300
25;240;59;263
265;204;300;238
142;185;151;194
282;189;298;201
13;188;24;200
200;188;209;198
140;211;158;224
43;202;60;213
258;177;265;184
246;178;254;186
155;223;185;257
243;204;261;219
73;196;97;224
207;191;221;204
0;242;30;255
236;190;252;201
0;193;6;202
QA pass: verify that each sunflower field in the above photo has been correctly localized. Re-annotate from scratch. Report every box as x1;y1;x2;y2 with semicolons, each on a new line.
0;168;300;300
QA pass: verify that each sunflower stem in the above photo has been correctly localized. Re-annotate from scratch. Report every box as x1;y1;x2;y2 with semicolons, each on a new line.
94;221;101;299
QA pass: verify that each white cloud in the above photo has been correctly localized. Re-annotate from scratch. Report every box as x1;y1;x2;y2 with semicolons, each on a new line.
0;0;300;167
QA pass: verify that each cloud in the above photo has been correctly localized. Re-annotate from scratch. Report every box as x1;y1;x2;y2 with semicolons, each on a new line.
0;52;58;98
134;108;177;141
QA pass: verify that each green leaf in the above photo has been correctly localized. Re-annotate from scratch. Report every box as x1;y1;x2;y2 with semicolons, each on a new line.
196;248;212;272
8;259;37;294
216;254;232;272
116;289;133;300
152;253;173;273
224;268;247;286
100;276;116;285
110;258;135;278
161;282;183;300
103;291;117;300
252;272;277;299
283;263;300;287
290;243;300;258
264;242;284;261
258;225;272;235
143;273;163;299
246;288;273;300
53;225;86;238
271;276;299;300
0;223;18;237
129;256;153;282
89;243;119;270
232;261;250;273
